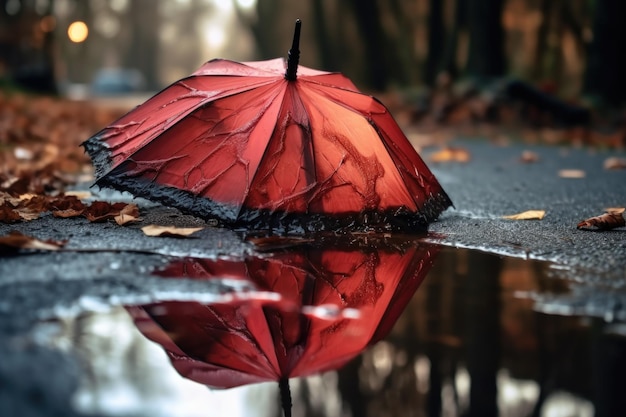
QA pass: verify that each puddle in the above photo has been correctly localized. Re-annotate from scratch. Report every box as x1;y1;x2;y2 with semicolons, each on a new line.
28;245;626;417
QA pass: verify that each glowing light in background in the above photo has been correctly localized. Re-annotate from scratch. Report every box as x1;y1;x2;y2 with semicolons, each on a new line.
211;0;233;13
235;0;256;11
204;26;226;49
68;21;89;43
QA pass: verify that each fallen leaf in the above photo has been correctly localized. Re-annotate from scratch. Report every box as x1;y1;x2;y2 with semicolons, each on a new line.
141;225;204;238
519;150;539;163
114;203;141;225
0;231;66;253
50;195;86;218
604;207;625;214
603;157;626;170
577;209;625;230
63;190;93;200
1;193;44;222
83;201;131;222
558;169;586;178
503;210;546;220
52;208;85;218
429;147;471;163
0;204;21;223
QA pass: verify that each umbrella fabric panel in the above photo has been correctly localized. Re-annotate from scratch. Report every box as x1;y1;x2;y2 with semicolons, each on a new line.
105;83;287;219
128;305;274;388
85;74;278;177
146;302;286;381
243;84;316;214
293;84;418;212
301;81;450;209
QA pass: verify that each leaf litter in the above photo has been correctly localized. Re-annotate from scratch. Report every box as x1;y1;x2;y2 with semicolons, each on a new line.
0;231;66;254
577;208;625;231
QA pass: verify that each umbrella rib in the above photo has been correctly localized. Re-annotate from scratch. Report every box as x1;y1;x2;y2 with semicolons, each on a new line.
236;86;296;218
295;94;385;209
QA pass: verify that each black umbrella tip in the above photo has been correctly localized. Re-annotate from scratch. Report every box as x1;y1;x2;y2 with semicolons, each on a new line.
279;377;292;417
285;19;302;81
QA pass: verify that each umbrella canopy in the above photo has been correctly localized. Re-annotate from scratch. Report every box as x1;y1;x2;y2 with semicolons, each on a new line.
127;243;437;389
84;20;451;233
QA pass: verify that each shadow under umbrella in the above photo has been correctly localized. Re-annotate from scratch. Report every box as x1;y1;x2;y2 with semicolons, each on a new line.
127;240;439;417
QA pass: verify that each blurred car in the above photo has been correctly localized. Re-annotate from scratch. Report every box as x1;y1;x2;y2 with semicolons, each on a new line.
90;68;145;95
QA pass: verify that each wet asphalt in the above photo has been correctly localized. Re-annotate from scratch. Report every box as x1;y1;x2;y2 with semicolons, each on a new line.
0;140;625;416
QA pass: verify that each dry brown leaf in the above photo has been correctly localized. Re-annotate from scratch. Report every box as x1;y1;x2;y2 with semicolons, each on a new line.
0;231;66;253
114;203;141;225
63;190;93;200
4;195;49;221
83;201;130;222
577;209;625;230
605;207;625;214
429;147;471;163
52;208;85;218
558;169;586;178
141;225;204;238
0;204;21;223
603;157;626;170
503;210;546;220
519;150;539;163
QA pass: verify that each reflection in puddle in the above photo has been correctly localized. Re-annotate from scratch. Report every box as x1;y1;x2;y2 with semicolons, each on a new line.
129;244;437;416
37;245;626;417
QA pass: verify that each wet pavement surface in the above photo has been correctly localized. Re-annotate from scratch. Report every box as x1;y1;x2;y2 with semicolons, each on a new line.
1;140;625;416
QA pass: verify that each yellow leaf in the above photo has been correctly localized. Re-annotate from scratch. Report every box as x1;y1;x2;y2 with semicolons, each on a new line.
503;210;546;220
558;169;585;178
429;147;471;163
64;191;93;200
141;225;203;238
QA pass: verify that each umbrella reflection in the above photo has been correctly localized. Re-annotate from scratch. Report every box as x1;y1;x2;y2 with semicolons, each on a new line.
127;242;438;414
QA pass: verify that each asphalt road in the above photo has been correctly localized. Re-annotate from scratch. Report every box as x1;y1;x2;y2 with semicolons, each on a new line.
0;140;625;416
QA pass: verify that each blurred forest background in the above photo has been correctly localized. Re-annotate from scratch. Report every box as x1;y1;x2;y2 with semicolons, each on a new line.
1;0;626;132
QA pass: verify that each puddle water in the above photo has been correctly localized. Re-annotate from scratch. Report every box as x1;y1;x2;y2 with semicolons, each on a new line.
33;244;625;417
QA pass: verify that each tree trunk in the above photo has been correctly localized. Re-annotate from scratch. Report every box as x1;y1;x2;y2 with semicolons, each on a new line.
425;0;444;85
126;0;160;90
345;0;390;90
465;0;505;80
584;0;626;107
464;251;502;417
0;0;57;93
312;0;337;72
441;0;466;80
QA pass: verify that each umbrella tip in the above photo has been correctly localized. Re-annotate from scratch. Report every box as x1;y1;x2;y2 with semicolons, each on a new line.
285;19;301;81
279;377;292;417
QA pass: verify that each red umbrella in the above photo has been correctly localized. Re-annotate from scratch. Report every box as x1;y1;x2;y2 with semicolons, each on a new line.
84;20;451;232
127;242;438;416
